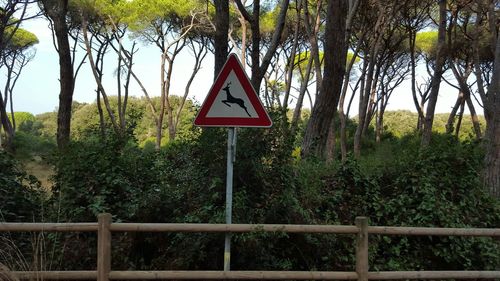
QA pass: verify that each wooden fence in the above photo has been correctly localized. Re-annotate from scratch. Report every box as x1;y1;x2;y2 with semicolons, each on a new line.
1;214;499;280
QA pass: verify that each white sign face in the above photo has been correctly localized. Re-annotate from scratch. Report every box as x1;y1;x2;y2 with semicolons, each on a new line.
205;70;258;118
194;53;272;127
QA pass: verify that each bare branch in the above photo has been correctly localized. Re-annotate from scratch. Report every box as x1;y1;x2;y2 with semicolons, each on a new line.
233;0;253;23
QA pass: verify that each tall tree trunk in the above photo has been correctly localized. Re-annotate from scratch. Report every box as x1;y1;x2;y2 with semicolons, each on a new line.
454;101;465;138
109;31;159;130
0;94;14;151
340;78;359;161
421;0;447;147
283;0;302;114
165;57;175;141
121;44;134;131
6;54;17;132
339;43;363;161
409;30;425;132
483;28;500;198
82;19;119;135
362;65;381;138
376;95;386;143
469;0;499;197
353;8;387;157
1;54;16;148
94;42;107;137
325;118;336;162
161;44;183;144
445;91;463;134
214;0;229;78
250;0;261;91
156;54;167;150
42;0;75;150
301;0;347;159
353;57;376;157
97;91;106;137
449;61;481;139
235;0;289;92
54;17;74;149
484;93;500;198
291;53;314;136
465;96;482;139
303;0;323;94
116;45;125;130
174;40;208;132
236;1;248;69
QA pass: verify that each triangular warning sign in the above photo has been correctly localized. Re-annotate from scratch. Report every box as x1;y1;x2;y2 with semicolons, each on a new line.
194;54;272;127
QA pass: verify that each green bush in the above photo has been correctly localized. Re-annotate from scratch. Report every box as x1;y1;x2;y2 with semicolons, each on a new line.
0;151;44;221
44;128;499;272
51;138;151;222
369;135;499;270
12;131;56;160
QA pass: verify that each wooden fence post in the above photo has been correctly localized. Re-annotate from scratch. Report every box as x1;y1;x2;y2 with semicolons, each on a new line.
355;216;369;281
98;213;112;281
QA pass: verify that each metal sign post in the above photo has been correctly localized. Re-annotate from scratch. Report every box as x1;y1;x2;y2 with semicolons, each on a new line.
193;54;271;272
224;127;237;271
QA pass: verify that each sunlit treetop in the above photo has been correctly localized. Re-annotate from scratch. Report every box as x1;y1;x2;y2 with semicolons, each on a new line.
68;0;132;30
125;0;202;31
3;26;38;51
258;1;304;40
415;31;437;57
416;27;494;63
293;51;360;80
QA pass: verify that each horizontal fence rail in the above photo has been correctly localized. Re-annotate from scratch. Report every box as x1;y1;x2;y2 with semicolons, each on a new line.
0;222;98;232
10;270;500;280
109;223;360;233
2;223;499;236
1;214;499;280
368;226;500;236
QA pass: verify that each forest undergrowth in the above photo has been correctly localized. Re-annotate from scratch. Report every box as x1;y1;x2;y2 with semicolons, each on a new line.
1;114;499;272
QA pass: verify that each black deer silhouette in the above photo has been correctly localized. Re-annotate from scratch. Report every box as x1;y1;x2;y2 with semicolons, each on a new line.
221;82;251;117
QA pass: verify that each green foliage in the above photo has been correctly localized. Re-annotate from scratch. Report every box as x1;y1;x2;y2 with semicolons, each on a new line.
259;3;280;35
51;137;137;219
34;111;57;138
12;131;56;160
39;117;498;272
369;135;499;270
415;31;437;57
4;106;498;272
379;110;486;140
5;0;498;272
9;112;35;128
293;51;360;79
3;26;38;51
413;29;488;62
69;95;197;144
0;151;44;222
126;0;202;33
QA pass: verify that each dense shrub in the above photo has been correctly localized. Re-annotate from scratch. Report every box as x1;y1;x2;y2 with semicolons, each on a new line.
0;150;44;222
12;131;56;160
369;135;499;270
4;119;498;272
51;137;155;222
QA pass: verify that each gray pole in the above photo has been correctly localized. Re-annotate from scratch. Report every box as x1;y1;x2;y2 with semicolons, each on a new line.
224;127;236;271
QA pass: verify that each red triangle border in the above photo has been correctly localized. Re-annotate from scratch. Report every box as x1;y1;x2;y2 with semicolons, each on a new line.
194;54;272;127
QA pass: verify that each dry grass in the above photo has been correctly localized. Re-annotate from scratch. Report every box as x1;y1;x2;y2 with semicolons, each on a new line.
0;237;27;281
22;159;54;191
0;234;52;281
0;263;20;281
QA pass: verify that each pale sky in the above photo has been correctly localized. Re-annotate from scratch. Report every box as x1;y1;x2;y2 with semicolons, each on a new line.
5;15;480;117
